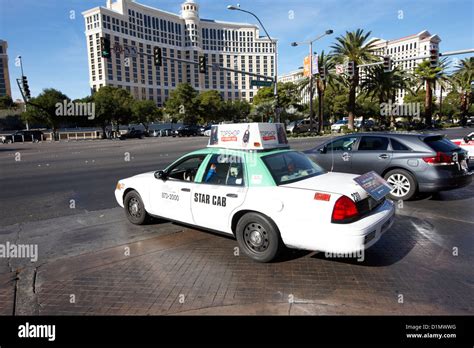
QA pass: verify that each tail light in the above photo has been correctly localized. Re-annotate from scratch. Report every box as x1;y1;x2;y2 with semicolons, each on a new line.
422;152;454;165
332;196;359;223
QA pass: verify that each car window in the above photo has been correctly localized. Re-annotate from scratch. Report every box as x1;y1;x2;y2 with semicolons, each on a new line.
391;138;410;151
358;136;389;151
262;151;325;185
424;136;459;152
167;155;206;182
326;136;358;152
202;154;245;186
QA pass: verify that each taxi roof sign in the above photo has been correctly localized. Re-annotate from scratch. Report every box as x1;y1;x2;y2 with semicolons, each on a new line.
207;123;289;150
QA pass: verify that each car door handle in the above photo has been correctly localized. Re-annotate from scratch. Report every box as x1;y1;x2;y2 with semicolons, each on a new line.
226;193;238;198
181;188;191;192
379;154;389;159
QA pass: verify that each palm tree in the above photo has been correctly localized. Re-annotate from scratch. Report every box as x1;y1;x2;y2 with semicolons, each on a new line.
297;51;335;132
360;64;412;127
330;29;378;130
413;58;449;126
450;57;474;126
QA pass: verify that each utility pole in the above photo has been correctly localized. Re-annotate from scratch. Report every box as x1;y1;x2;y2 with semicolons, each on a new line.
291;29;333;133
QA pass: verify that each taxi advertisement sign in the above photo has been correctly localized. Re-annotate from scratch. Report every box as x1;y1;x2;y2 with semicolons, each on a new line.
353;171;393;201
208;123;288;150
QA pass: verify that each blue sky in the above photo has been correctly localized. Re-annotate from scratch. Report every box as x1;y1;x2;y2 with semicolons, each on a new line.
1;0;473;100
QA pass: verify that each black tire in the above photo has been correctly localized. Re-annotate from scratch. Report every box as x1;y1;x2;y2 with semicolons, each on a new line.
384;169;417;201
236;212;283;263
123;190;149;225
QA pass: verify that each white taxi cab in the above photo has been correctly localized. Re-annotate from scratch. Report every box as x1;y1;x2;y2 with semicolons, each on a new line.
115;123;395;262
452;132;474;160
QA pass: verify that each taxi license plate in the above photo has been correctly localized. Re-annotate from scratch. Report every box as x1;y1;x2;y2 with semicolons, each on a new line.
460;160;468;171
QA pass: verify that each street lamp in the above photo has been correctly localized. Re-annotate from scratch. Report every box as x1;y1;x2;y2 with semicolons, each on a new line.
227;4;279;122
291;30;333;132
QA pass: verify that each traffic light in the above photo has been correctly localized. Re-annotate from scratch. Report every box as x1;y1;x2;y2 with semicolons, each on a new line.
199;55;207;74
347;61;355;77
21;76;31;99
153;46;162;67
319;66;326;80
429;48;439;68
383;56;392;73
100;37;111;59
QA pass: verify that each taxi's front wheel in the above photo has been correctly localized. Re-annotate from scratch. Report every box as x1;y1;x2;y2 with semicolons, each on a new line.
236;213;283;263
124;191;149;225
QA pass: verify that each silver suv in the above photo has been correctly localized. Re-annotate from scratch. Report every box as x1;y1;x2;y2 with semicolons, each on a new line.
308;133;472;200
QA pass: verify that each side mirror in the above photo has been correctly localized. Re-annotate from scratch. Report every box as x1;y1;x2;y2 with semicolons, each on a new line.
319;146;327;154
154;170;167;180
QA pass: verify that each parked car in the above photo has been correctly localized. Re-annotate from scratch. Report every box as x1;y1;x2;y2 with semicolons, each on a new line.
119;129;145;140
1;130;44;143
149;128;173;137
286;119;318;134
173;125;201;137
451;132;474;160
203;125;214;137
331;119;349;132
307;133;472;200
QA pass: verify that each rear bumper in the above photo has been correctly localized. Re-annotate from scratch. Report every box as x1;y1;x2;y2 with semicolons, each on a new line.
418;172;472;192
290;199;395;254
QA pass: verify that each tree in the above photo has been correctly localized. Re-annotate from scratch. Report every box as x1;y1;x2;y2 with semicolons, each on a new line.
450;57;474;126
252;101;275;122
221;100;251;122
21;88;69;137
164;83;199;125
252;86;274;106
0;95;15;109
93;86;134;138
360;64;412;127
331;29;378;130
132;99;162;132
196;90;223;123
254;83;300;108
413;59;448;126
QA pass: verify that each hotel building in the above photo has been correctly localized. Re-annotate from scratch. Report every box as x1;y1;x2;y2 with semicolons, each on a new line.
82;0;275;106
0;40;12;98
370;30;443;103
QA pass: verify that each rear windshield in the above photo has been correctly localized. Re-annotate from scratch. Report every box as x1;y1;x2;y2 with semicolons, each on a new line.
262;151;325;185
424;136;460;152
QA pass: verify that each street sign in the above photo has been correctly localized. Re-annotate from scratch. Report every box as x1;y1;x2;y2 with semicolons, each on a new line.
335;64;345;75
251;80;272;87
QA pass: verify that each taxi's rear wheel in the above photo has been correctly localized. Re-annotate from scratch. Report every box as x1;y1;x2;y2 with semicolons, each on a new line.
236;213;283;263
124;191;149;225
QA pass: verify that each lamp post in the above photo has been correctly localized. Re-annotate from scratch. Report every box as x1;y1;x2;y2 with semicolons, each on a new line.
291;30;333;133
227;5;279;122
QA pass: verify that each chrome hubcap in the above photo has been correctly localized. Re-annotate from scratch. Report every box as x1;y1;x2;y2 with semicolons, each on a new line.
387;174;411;197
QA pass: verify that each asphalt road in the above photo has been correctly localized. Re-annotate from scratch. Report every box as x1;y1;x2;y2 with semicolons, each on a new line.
0;128;470;226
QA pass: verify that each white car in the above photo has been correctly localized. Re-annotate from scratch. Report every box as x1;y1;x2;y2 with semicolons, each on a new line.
115;123;395;262
331;119;348;132
452;132;474;160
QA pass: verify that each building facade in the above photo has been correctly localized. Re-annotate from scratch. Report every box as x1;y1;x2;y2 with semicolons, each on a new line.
278;68;310;104
82;0;275;106
0;40;12;98
370;30;442;104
